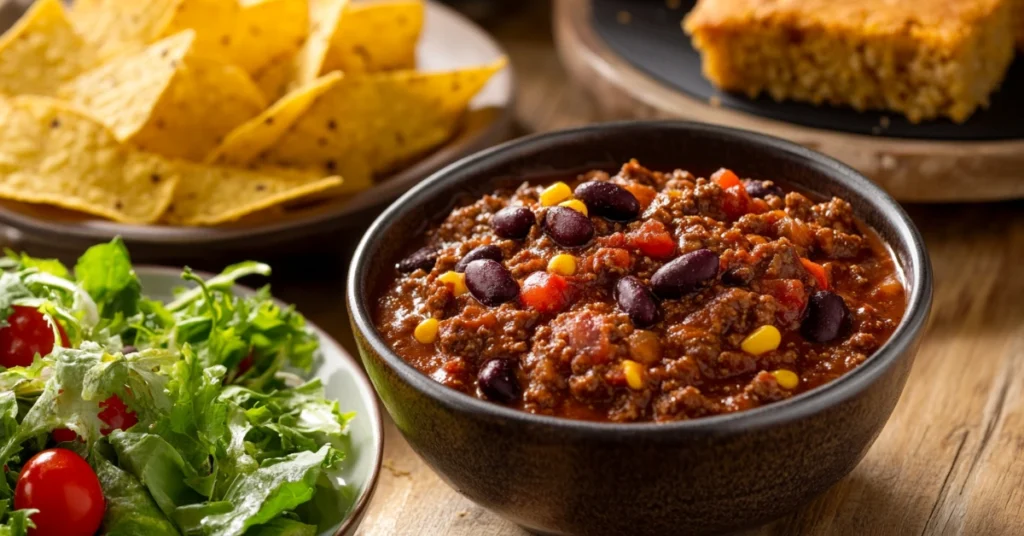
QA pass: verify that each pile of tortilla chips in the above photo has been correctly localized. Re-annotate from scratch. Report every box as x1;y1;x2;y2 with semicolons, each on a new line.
0;0;505;225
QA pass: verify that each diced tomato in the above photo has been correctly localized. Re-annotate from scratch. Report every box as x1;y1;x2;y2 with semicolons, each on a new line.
760;279;807;325
520;272;571;314
721;184;751;220
800;258;829;290
711;168;742;189
626;220;675;259
620;182;657;209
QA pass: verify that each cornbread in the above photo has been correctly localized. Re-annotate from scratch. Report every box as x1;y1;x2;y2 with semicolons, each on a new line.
684;0;1015;123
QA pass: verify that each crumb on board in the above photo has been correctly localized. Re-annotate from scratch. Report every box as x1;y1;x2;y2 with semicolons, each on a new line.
879;115;891;128
666;0;683;9
617;10;632;24
383;458;413;479
457;511;468;518
708;95;722;108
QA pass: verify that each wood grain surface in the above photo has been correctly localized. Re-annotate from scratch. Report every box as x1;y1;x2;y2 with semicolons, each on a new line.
341;3;1024;534
551;0;1024;203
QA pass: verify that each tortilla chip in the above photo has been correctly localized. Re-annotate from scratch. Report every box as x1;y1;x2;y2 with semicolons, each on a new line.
322;0;423;74
206;72;341;166
293;0;349;87
0;0;98;96
251;51;298;103
162;164;342;226
129;56;267;160
0;96;178;224
58;30;195;142
228;0;308;75
160;0;241;62
263;58;506;175
70;0;182;59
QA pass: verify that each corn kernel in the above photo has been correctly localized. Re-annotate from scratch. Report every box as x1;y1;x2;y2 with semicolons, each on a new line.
772;369;800;390
558;199;588;216
622;360;644;390
438;271;467;296
414;318;439;344
547;254;577;276
540;182;572;206
740;325;781;356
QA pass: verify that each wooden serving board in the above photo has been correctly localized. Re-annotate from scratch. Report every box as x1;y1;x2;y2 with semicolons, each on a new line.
552;0;1024;202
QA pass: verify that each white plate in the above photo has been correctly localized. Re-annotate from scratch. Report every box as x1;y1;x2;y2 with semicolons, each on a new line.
0;1;515;261
137;266;384;536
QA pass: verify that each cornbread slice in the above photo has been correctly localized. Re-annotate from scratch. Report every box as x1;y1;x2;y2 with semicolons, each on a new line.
683;0;1014;123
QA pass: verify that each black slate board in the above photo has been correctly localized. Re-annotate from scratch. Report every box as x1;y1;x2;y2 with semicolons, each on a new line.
591;0;1024;141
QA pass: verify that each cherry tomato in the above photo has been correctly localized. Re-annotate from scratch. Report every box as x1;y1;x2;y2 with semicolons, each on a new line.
14;448;105;536
520;272;571;314
0;306;70;368
51;394;137;443
97;394;138;435
50;428;79;444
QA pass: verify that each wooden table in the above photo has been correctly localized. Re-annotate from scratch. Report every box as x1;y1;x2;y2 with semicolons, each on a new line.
271;3;1024;534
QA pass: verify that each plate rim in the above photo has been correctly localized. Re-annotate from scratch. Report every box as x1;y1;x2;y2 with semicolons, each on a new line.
0;0;516;246
135;265;384;536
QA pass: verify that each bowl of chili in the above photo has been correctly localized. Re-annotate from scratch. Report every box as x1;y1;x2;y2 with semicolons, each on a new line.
347;121;932;535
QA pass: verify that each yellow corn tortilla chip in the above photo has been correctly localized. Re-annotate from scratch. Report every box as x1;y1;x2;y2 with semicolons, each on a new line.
206;71;341;166
160;0;241;62
162;165;342;226
58;30;195;142
293;0;349;87
228;0;308;75
263;58;506;176
251;50;299;103
70;0;182;59
0;0;98;96
129;56;268;160
0;96;179;224
322;0;423;74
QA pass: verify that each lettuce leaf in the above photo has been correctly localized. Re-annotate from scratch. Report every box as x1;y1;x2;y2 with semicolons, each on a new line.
201;445;337;536
0;500;36;536
73;237;141;320
89;448;181;536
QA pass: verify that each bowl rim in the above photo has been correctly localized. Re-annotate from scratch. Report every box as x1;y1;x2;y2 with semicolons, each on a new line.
135;265;384;535
346;120;933;438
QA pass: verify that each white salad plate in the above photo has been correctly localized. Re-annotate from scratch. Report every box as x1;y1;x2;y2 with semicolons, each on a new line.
137;266;384;536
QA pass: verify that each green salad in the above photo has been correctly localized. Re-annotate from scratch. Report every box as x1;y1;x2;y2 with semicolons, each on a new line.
0;239;352;536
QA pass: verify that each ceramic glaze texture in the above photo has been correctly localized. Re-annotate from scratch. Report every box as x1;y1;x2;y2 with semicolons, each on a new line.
348;122;932;536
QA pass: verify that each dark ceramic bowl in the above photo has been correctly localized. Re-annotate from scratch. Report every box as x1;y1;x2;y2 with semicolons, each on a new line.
346;122;933;536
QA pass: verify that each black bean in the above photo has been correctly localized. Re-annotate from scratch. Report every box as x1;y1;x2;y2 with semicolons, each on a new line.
455;245;503;272
465;259;519;306
492;206;535;239
478;359;520;404
574;181;640;221
651;249;720;299
397;246;438;273
743;179;784;199
615;276;659;327
801;291;850;343
542;206;594;247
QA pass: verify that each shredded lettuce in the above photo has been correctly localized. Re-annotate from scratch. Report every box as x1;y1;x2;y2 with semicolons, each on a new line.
0;240;351;535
